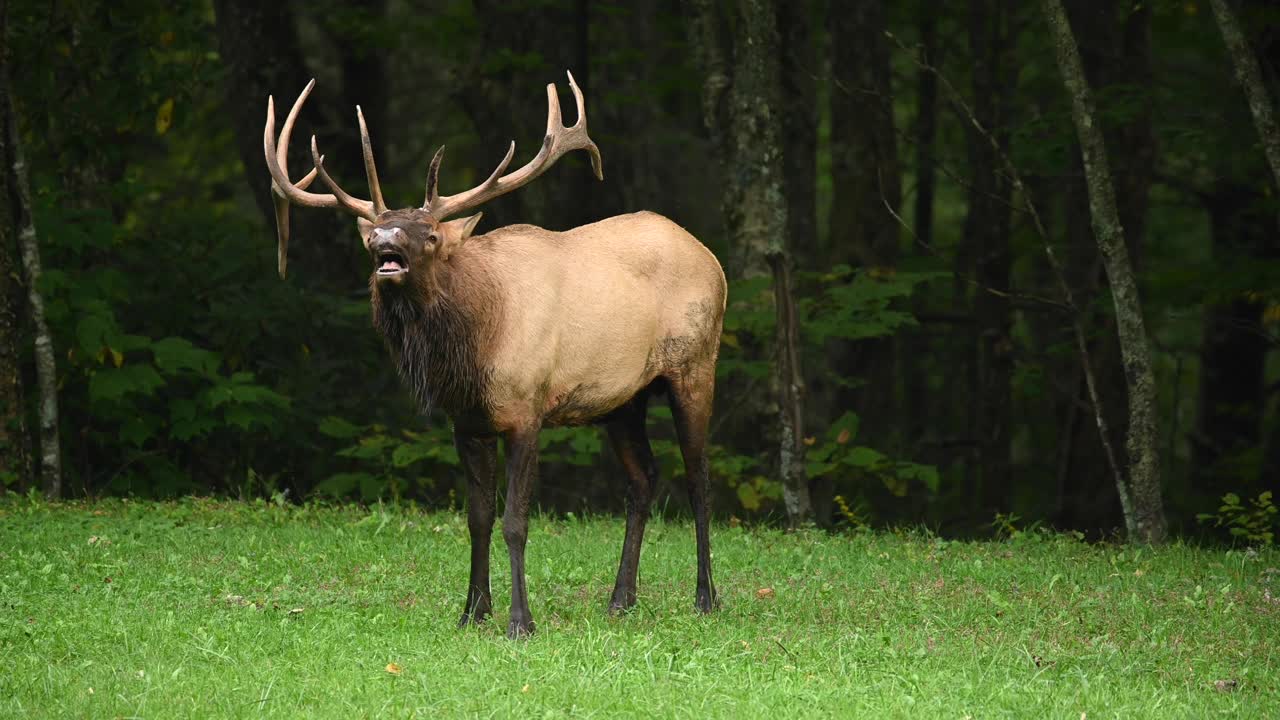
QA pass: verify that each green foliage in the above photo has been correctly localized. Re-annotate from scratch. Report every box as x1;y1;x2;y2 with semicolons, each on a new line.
800;265;946;345
315;418;459;502
806;411;940;498
1198;492;1278;546
712;266;945;516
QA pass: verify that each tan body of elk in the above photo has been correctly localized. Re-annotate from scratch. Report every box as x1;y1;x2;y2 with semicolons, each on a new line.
264;72;724;638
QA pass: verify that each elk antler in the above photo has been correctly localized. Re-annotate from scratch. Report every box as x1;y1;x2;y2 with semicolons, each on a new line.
423;70;603;220
264;80;387;276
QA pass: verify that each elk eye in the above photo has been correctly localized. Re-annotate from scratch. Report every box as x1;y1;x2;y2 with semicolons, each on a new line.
426;233;439;245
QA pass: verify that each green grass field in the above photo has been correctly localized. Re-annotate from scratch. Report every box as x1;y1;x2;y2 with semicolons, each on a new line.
2;498;1277;718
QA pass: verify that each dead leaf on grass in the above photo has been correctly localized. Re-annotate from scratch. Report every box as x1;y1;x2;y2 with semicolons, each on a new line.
385;663;403;675
1213;679;1239;692
756;587;775;600
521;684;531;693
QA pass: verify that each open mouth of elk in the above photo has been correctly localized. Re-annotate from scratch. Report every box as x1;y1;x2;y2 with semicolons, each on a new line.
375;251;409;277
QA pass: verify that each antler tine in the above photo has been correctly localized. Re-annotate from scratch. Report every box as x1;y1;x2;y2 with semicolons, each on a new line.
423;145;446;208
479;142;518;192
310;136;377;220
265;90;339;210
544;79;563;134
356;106;387;215
566;71;603;179
277;79;314;178
426;70;604;220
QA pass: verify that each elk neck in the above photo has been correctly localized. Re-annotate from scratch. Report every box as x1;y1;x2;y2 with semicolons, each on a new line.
369;246;501;418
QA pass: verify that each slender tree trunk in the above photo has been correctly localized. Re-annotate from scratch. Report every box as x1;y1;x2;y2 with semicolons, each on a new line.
2;63;60;498
1055;0;1154;532
776;0;825;523
687;0;811;525
1042;0;1166;543
1209;0;1280;192
770;251;812;526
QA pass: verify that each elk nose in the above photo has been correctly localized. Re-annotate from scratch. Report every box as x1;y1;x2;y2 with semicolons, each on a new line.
369;226;403;250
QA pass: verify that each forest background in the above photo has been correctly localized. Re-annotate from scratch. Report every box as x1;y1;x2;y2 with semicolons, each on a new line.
0;0;1277;543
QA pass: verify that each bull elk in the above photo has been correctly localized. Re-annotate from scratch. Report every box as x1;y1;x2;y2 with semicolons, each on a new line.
263;72;726;638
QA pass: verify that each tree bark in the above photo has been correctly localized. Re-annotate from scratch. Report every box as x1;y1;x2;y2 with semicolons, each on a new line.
687;0;810;525
769;251;812;526
776;0;826;523
1209;0;1280;193
1042;0;1166;543
2;59;60;498
1055;0;1155;533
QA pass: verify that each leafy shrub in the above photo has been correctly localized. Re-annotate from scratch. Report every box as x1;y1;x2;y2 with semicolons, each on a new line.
1198;491;1277;545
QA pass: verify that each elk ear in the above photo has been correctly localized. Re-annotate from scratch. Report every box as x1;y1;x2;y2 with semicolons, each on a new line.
436;213;484;260
357;217;375;249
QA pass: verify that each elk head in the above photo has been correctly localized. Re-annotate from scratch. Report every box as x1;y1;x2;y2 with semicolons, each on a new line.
263;72;604;280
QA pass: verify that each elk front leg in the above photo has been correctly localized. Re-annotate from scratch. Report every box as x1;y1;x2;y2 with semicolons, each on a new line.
606;399;656;614
455;430;498;627
502;424;541;638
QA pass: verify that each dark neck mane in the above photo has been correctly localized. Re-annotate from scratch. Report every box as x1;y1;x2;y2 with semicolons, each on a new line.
370;261;495;417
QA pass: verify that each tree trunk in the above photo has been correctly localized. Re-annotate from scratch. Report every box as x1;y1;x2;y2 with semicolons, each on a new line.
1042;0;1167;543
776;0;825;523
2;60;60;498
687;0;810;525
1055;0;1154;533
1209;0;1280;192
770;252;812;526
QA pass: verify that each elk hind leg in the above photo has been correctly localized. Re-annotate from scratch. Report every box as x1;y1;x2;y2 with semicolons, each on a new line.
668;366;718;613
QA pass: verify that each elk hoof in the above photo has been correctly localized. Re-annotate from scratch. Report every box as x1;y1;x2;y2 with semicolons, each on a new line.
457;609;491;629
506;617;536;639
458;596;492;628
695;590;718;614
